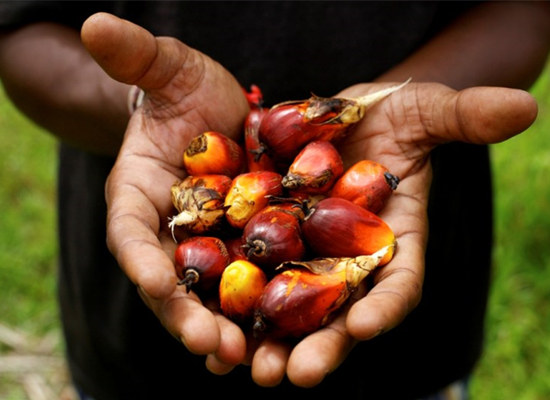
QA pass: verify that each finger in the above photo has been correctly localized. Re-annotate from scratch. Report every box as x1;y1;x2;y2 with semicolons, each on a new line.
251;338;292;387
346;233;425;340
81;12;182;89
107;199;222;355
107;194;176;300
415;84;538;145
205;354;234;376
346;169;429;340
205;313;247;374
286;313;356;388
107;207;223;355
141;286;222;355
345;218;426;340
107;199;223;356
105;159;178;298
105;142;222;355
81;12;249;141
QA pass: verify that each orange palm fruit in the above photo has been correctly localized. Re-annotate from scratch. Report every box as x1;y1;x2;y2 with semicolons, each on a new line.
224;171;283;229
168;174;232;239
282;140;344;195
219;259;267;322
174;236;231;293
253;246;390;338
301;197;396;265
258;80;410;163
330;159;399;214
183;131;245;178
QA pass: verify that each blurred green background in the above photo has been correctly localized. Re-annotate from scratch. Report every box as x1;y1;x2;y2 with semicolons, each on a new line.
1;63;549;398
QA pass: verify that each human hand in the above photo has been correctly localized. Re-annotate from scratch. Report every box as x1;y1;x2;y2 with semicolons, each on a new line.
248;83;538;387
82;12;538;389
81;12;251;365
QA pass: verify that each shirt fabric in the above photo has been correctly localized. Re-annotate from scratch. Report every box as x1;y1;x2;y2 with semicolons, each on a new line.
0;2;491;399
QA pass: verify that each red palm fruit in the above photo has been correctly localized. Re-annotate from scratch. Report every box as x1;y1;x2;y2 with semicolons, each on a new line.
244;106;276;172
219;259;267;322
301;197;396;265
258;80;410;163
257;102;322;165
174;236;231;293
242;207;306;270
183;131;245;178
224;236;248;262
224;171;283;229
253;246;390;338
330;159;400;214
168;174;232;239
254;267;345;339
242;84;264;108
282;140;344;195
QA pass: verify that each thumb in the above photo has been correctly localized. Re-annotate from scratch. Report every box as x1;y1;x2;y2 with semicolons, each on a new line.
80;12;191;90
421;84;538;145
81;12;249;139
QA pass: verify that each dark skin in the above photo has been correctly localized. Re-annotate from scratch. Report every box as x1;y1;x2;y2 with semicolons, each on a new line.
81;11;543;387
1;1;549;389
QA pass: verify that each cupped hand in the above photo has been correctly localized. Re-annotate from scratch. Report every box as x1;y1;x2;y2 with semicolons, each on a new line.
249;83;538;387
81;13;250;365
81;12;539;389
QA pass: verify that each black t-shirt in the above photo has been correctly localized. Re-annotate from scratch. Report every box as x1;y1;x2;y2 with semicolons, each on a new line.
0;2;492;399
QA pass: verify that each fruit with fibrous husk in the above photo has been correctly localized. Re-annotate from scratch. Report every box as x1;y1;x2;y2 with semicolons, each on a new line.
282;140;344;196
224;171;284;229
258;80;410;164
183;131;245;178
168;174;232;239
301;197;396;265
174;236;231;293
219;259;267;322
252;246;391;338
330;159;399;213
242;206;305;271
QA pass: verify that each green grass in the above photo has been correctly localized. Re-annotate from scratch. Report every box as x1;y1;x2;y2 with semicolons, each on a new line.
1;64;550;398
469;66;550;399
0;88;59;335
0;85;60;398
